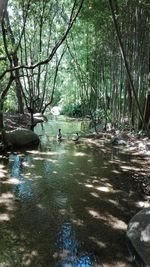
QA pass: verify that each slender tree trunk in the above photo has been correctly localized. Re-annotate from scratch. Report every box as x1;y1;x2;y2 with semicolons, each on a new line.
13;54;24;113
5;11;24;113
144;52;150;128
0;75;14;130
109;0;149;136
0;102;4;130
0;0;7;22
42;49;65;114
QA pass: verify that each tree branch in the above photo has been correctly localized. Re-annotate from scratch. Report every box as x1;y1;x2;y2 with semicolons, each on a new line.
0;0;84;81
42;47;66;114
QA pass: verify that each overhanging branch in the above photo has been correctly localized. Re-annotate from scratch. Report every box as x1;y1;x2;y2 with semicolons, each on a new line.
0;0;84;81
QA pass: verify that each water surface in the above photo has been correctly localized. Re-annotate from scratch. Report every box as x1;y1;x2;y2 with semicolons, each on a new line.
0;118;142;267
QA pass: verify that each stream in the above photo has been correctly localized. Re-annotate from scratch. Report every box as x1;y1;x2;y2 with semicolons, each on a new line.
0;117;144;267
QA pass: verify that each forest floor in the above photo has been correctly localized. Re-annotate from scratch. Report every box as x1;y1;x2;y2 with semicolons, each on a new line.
84;130;150;202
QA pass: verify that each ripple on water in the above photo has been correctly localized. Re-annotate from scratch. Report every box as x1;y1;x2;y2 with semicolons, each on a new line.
55;191;68;208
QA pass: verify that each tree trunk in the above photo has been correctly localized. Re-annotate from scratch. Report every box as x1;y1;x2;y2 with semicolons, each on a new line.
0;103;4;130
6;11;24;113
0;75;14;130
109;0;150;136
0;0;7;22
143;53;150;128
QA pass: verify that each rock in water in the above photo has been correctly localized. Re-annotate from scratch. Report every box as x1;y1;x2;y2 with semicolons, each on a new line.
5;128;40;147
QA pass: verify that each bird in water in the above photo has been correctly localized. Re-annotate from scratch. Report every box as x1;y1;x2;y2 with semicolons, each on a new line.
72;132;79;143
57;128;62;142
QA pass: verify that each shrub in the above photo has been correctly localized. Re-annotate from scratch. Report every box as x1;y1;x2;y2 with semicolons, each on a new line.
61;103;82;117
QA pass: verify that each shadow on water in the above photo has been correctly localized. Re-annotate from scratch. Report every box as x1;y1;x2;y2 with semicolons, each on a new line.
0;118;148;266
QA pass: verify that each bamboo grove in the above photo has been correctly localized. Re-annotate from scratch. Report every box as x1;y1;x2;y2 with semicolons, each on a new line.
0;0;150;133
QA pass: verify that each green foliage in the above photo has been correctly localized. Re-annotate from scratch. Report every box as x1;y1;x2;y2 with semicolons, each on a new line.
0;0;149;132
61;103;82;117
52;90;61;106
91;108;112;123
3;91;17;112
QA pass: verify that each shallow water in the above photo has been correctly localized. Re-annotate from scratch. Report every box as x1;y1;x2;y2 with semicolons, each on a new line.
0;118;142;267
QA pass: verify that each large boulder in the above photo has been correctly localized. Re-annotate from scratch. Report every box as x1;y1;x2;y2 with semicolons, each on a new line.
127;208;150;267
4;128;40;147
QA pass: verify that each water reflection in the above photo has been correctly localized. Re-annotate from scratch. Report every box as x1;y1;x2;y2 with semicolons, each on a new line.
55;191;68;208
0;118;140;266
35;116;90;142
11;154;30;179
10;154;33;199
55;222;97;267
11;154;23;178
